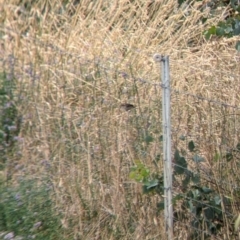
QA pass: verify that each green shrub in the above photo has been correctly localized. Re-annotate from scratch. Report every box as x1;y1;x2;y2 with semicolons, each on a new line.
0;71;20;173
0;179;62;240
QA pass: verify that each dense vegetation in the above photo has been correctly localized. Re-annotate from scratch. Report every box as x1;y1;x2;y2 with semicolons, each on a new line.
1;0;240;239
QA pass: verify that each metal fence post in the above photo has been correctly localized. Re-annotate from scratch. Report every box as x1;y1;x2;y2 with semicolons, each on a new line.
154;54;173;239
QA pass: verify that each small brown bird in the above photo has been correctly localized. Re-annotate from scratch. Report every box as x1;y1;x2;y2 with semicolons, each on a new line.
120;103;135;111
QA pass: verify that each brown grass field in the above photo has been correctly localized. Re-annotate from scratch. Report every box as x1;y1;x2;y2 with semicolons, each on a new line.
1;0;240;239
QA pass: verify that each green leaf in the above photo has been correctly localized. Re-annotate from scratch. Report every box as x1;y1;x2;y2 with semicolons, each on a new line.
204;207;215;220
174;164;184;175
214;195;221;205
208;26;216;34
185;169;193;177
225;152;233;162
204;26;216;40
216;27;226;36
145;179;159;190
192;154;205;163
201;17;208;24
224;26;233;34
178;157;187;168
202;187;213;194
192;174;200;184
191;189;201;200
157;201;164;211
174;157;187;175
142;185;154;194
182;174;191;187
233;20;240;35
174;150;187;175
129;171;143;182
144;135;154;144
188;140;195;152
182;169;193;188
129;161;150;182
174;149;181;161
159;135;163;142
187;190;194;199
204;30;211;40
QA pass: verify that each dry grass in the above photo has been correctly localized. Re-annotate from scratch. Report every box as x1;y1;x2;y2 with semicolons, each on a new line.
1;0;240;239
